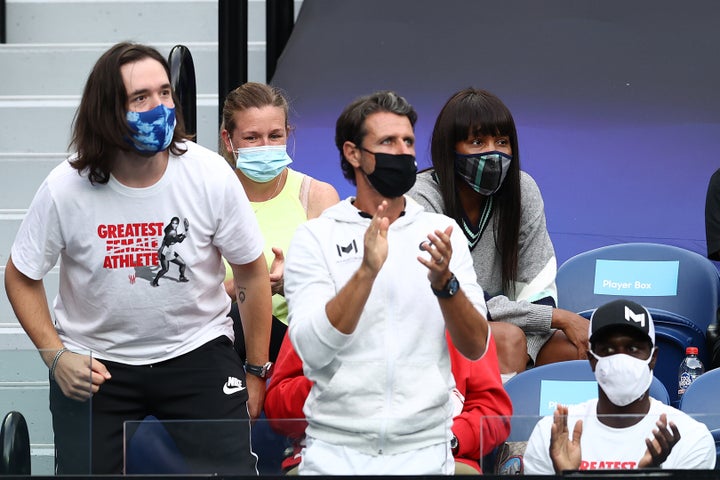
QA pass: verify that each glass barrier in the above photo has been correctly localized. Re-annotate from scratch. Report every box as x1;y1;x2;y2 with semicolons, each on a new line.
0;347;92;475
124;417;299;476
480;414;535;475
123;416;456;475
5;350;717;478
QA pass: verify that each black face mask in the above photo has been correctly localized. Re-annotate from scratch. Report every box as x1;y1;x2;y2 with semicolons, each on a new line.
361;149;418;198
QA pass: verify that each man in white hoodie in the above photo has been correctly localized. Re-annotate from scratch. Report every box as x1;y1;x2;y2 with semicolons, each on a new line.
284;90;491;475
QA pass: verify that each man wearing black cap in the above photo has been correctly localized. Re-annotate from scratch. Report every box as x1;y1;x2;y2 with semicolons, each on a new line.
523;299;715;474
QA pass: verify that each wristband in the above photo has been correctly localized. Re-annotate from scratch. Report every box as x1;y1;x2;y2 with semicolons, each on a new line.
50;347;69;381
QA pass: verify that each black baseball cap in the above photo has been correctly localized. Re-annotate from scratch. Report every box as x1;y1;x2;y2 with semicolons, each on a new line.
588;299;655;346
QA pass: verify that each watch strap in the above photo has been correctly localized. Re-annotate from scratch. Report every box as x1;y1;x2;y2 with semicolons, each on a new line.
432;273;459;298
245;361;273;378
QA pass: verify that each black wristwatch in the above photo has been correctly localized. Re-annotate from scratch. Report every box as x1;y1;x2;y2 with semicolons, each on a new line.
245;361;274;378
432;273;459;298
450;434;459;455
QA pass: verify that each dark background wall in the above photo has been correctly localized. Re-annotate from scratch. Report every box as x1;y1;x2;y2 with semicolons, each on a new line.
270;0;720;265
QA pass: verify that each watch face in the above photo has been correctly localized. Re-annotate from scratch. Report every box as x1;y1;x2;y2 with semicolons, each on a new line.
448;276;459;295
432;273;460;298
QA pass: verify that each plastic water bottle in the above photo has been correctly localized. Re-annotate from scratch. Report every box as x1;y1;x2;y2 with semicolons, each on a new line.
678;346;705;398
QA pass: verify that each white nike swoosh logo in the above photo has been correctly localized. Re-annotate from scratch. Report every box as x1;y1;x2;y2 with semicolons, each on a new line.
223;383;246;395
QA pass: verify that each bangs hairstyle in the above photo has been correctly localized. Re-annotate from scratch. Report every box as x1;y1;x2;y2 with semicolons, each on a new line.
219;82;291;167
335;90;417;185
69;42;188;184
430;88;522;294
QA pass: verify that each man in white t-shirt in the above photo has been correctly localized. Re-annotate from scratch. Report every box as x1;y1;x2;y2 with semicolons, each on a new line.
4;42;272;475
524;299;715;474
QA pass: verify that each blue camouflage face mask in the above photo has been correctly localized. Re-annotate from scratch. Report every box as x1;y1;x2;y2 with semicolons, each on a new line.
234;145;293;183
126;104;176;154
454;150;512;195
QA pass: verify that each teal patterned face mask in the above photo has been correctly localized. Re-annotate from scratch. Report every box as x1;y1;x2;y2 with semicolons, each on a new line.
454;151;512;195
126;104;176;154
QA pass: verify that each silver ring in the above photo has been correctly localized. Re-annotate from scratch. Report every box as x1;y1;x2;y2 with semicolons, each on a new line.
435;255;444;265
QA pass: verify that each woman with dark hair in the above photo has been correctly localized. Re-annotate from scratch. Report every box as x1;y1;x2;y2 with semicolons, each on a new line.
409;87;588;376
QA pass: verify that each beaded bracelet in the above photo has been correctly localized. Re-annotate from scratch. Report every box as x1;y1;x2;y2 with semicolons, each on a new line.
50;347;69;381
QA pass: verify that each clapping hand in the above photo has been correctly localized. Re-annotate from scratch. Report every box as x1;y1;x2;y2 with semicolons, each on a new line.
639;413;680;468
418;225;453;289
362;201;390;275
269;247;285;296
549;405;583;473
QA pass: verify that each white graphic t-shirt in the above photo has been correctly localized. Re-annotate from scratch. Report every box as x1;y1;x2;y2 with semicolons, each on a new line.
524;398;716;474
11;141;263;364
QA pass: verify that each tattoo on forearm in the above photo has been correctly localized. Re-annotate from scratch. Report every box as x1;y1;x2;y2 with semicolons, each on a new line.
237;287;246;304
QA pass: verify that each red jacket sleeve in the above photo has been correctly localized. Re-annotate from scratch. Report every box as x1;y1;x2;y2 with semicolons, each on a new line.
448;331;512;471
264;333;312;438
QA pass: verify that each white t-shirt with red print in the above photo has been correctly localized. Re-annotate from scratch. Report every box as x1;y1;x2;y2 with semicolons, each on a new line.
11;141;263;364
524;398;716;474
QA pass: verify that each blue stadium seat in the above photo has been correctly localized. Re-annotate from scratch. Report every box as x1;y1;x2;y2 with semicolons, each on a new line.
503;360;669;442
125;416;189;474
678;368;720;469
556;242;720;406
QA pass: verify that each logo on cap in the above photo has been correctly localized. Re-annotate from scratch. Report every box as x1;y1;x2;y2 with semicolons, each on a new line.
624;306;646;328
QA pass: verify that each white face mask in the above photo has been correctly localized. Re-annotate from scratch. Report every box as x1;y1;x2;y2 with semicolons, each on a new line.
590;349;655;406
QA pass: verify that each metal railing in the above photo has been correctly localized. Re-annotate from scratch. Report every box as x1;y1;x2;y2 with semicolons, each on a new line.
218;0;247;125
217;0;295;128
1;0;6;43
266;0;294;82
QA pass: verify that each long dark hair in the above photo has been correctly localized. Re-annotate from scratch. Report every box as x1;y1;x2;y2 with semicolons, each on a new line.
69;42;188;184
430;88;521;293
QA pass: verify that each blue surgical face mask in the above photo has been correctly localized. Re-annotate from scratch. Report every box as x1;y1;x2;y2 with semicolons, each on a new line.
234;144;293;183
454;151;512;195
126;104;176;154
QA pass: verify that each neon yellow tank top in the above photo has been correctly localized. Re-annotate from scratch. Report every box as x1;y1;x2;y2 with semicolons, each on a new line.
225;168;307;325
